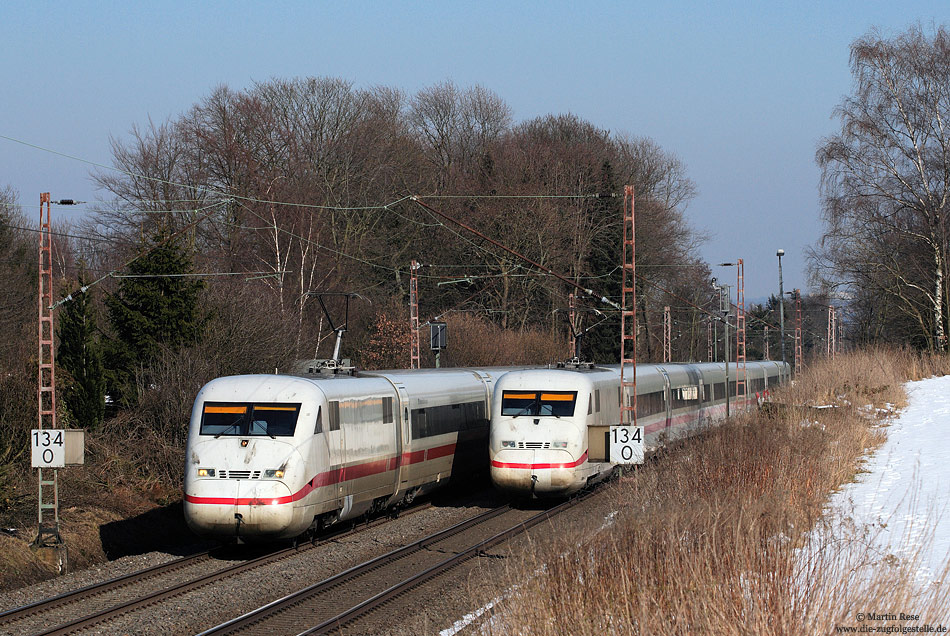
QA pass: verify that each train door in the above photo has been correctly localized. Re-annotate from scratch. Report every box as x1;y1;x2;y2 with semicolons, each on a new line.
326;400;346;507
658;368;672;431
308;404;332;509
393;384;413;488
685;367;703;430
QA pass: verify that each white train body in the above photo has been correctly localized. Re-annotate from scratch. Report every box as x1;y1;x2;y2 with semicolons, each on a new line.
183;367;511;542
490;361;790;496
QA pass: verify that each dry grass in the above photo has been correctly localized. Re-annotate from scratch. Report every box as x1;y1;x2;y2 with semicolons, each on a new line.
0;418;195;592
485;348;950;634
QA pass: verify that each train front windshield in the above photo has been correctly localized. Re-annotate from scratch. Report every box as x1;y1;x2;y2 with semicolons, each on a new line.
200;402;301;437
501;391;577;417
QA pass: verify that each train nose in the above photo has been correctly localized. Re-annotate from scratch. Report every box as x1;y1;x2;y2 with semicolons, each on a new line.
184;479;294;540
490;449;578;495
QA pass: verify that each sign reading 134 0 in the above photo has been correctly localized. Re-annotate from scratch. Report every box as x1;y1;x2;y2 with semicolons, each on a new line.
31;429;65;468
609;425;644;464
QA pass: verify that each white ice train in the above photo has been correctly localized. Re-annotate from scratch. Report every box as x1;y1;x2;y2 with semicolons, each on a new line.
489;361;790;496
183;367;516;542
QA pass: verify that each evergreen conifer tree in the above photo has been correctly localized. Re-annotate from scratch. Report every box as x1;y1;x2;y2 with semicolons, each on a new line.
57;265;106;429
105;235;207;406
584;160;623;363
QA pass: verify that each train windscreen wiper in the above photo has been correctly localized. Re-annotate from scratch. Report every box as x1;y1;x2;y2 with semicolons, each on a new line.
512;403;538;418
214;420;243;439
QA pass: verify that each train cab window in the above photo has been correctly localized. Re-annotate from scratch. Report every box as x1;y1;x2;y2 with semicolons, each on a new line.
383;397;394;424
588;396;593;415
501;391;577;417
314;407;323;435
595;390;601;413
539;392;576;416
200;402;301;437
328;401;340;431
249;405;299;436
501;392;537;416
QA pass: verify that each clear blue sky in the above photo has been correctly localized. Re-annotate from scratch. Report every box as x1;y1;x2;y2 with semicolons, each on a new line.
2;1;948;298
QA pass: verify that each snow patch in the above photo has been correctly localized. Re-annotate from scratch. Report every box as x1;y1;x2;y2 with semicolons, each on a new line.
811;376;950;589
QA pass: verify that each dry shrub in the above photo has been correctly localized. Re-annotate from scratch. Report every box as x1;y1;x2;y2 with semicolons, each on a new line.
433;312;567;367
487;350;950;634
81;414;187;502
360;298;412;370
789;346;950;410
0;365;33;517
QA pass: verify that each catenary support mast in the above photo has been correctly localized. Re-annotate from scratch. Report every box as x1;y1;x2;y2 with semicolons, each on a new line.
568;293;577;358
36;193;60;547
794;289;803;372
735;259;747;402
620;186;637;426
663;305;671;363
409;260;421;369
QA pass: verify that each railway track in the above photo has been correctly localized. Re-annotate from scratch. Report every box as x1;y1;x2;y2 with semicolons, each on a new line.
0;503;433;636
201;493;591;636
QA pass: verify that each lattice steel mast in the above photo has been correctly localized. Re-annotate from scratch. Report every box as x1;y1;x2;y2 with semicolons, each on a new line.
620;186;637;426
35;193;60;547
735;259;747;402
409;260;421;369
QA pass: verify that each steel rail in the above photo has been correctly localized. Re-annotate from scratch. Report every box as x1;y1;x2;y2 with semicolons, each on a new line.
304;494;587;635
7;502;434;636
200;503;514;635
0;550;212;625
33;542;315;636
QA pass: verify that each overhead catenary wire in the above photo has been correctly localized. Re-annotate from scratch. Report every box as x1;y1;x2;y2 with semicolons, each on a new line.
550;269;828;346
631;276;830;345
5;133;821;342
409;196;829;343
5;224;125;244
230;199;405;275
112;271;288;279
49;199;230;310
0;133;741;286
411;196;620;311
416;193;603;199
0;133;411;212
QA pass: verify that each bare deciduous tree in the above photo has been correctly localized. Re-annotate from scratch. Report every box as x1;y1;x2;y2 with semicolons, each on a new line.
815;25;950;350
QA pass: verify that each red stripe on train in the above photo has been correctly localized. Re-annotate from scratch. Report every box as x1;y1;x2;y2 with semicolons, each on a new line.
491;450;589;470
185;442;457;506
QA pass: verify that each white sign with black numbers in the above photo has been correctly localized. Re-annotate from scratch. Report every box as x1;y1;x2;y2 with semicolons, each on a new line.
31;429;65;468
609;426;644;464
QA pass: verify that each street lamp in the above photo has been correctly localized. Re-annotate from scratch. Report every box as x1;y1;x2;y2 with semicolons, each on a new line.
777;249;786;367
712;279;732;418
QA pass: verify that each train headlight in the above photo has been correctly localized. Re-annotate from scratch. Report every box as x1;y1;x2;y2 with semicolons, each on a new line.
501;440;515;448
552;441;569;449
197;468;215;477
264;469;285;479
